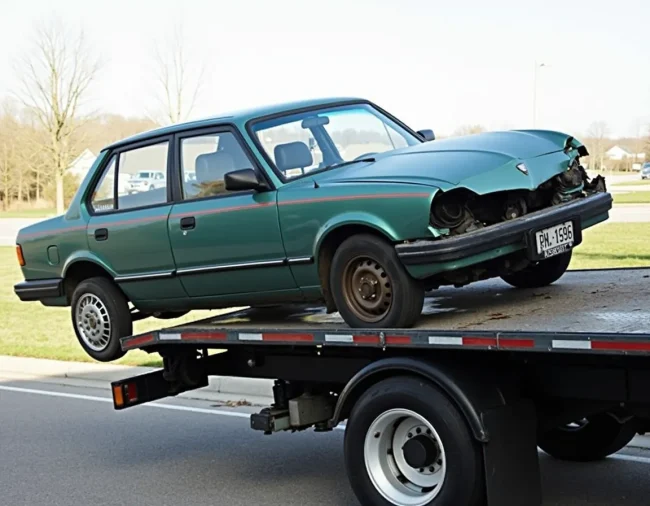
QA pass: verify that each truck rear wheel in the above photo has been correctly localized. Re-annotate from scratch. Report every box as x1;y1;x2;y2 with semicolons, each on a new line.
70;277;131;362
330;234;425;328
344;376;484;506
500;251;572;289
538;413;638;462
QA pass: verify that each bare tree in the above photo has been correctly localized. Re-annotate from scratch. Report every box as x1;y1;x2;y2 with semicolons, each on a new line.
151;23;206;125
13;19;100;214
586;121;610;172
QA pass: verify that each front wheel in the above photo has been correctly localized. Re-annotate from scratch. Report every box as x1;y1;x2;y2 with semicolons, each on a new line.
330;234;424;328
500;250;572;289
344;376;485;506
538;414;638;462
70;277;132;362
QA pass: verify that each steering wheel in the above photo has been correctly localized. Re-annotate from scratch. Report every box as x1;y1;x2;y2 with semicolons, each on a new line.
353;152;378;161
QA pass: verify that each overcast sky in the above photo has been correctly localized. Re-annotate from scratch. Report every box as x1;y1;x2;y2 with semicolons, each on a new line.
0;0;648;138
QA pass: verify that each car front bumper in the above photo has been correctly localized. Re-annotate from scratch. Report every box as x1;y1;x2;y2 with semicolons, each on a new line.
14;278;64;301
395;192;612;266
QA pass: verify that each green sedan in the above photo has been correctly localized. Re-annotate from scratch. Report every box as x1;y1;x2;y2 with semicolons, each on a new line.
13;97;612;361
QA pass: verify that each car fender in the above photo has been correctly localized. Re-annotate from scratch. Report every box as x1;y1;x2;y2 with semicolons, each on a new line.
62;251;117;279
312;211;402;257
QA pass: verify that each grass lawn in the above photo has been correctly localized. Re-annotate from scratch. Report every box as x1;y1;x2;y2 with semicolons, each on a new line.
570;222;650;269
612;192;650;204
0;247;217;367
1;223;649;365
0;209;57;219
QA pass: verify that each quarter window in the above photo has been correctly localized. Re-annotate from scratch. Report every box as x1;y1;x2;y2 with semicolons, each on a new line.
180;132;254;200
90;155;117;213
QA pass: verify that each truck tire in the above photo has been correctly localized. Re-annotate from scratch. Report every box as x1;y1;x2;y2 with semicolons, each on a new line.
344;376;485;506
70;277;132;362
500;251;572;289
330;234;425;328
538;413;638;462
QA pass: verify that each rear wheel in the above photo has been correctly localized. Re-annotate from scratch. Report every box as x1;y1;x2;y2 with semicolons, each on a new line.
500;251;572;289
330;234;424;328
70;277;132;362
344;376;485;506
538;413;638;462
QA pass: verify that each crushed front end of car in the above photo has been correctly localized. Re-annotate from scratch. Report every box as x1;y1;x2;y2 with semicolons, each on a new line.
395;139;612;288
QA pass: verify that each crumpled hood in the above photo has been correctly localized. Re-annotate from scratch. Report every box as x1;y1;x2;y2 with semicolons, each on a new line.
312;129;582;193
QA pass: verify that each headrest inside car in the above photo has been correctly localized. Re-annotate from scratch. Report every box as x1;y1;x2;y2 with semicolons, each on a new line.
274;141;313;172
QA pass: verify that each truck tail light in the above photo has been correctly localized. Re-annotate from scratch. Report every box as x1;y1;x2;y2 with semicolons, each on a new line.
16;245;25;266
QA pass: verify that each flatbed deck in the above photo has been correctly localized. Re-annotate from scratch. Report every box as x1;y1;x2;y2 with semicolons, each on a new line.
121;268;650;355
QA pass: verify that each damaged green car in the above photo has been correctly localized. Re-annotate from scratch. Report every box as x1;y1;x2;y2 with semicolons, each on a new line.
14;97;611;361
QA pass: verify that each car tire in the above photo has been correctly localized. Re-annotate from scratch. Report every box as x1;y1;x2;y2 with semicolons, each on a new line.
344;376;485;506
538;413;639;462
500;251;572;289
330;234;424;328
70;277;132;362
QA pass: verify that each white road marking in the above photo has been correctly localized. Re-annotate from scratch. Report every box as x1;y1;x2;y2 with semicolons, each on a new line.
609;454;650;465
0;384;346;430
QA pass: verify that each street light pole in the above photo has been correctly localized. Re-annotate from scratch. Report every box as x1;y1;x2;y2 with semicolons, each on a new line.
532;61;546;128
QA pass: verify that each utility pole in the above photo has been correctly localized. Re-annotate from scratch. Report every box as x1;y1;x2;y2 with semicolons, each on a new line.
532;61;546;128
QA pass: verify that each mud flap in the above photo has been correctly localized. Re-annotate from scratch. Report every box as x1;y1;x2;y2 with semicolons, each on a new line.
482;399;542;506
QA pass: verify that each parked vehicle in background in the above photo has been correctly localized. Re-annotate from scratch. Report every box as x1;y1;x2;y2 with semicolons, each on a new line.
127;170;166;193
12;97;611;362
641;163;650;179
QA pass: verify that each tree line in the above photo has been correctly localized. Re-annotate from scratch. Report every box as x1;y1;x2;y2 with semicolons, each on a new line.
1;19;648;214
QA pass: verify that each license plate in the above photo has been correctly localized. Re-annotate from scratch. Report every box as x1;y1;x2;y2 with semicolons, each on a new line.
534;221;575;259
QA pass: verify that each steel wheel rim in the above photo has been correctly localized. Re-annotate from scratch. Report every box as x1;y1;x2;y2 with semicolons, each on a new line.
342;256;392;323
364;409;447;506
75;293;112;352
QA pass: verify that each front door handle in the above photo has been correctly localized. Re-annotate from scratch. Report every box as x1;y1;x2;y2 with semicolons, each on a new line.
180;217;196;230
94;228;108;241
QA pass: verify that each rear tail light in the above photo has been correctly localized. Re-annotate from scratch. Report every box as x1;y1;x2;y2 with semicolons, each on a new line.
16;245;25;266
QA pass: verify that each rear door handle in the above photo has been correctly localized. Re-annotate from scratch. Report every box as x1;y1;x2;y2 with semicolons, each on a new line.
94;228;108;241
180;217;196;230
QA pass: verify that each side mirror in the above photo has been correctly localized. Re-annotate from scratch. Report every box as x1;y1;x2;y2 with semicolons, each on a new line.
417;129;435;142
224;169;266;192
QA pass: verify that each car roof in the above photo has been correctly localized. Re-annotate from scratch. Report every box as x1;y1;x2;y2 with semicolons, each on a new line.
104;96;365;151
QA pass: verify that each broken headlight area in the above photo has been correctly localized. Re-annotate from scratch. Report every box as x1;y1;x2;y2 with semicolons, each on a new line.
430;162;606;237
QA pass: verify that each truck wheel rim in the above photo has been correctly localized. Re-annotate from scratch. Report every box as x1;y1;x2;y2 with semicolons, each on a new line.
76;294;112;352
342;256;392;323
364;408;446;506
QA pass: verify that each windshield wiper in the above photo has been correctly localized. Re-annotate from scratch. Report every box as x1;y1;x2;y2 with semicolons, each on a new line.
316;157;376;173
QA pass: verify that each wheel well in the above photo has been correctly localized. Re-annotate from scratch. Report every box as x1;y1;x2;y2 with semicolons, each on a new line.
317;224;393;312
63;261;118;303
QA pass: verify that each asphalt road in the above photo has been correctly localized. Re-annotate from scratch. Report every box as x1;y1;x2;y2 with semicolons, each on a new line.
2;380;650;506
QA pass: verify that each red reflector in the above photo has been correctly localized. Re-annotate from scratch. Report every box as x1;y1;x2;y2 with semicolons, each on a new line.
386;335;411;345
463;336;498;347
353;335;380;344
262;333;314;342
126;383;138;402
592;341;650;352
499;338;535;349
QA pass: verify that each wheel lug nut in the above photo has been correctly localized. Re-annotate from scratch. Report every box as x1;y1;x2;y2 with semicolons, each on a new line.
416;428;421;434
374;432;380;438
419;468;424;473
407;432;413;438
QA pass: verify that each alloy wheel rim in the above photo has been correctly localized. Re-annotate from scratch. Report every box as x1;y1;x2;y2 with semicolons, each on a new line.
342;256;392;322
75;293;111;352
364;408;447;506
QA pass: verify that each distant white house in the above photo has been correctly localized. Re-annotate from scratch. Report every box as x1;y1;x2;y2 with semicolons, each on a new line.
66;149;97;180
606;145;646;161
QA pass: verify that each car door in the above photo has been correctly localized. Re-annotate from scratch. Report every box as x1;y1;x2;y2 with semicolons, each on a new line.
167;127;298;299
86;136;187;302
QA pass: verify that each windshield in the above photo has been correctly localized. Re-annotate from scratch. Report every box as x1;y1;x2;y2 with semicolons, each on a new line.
250;103;421;180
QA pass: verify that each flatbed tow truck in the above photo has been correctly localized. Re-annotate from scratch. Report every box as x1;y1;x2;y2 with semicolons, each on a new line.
110;268;650;506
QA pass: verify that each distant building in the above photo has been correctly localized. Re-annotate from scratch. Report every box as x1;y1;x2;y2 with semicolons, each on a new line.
606;145;646;161
66;149;97;180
